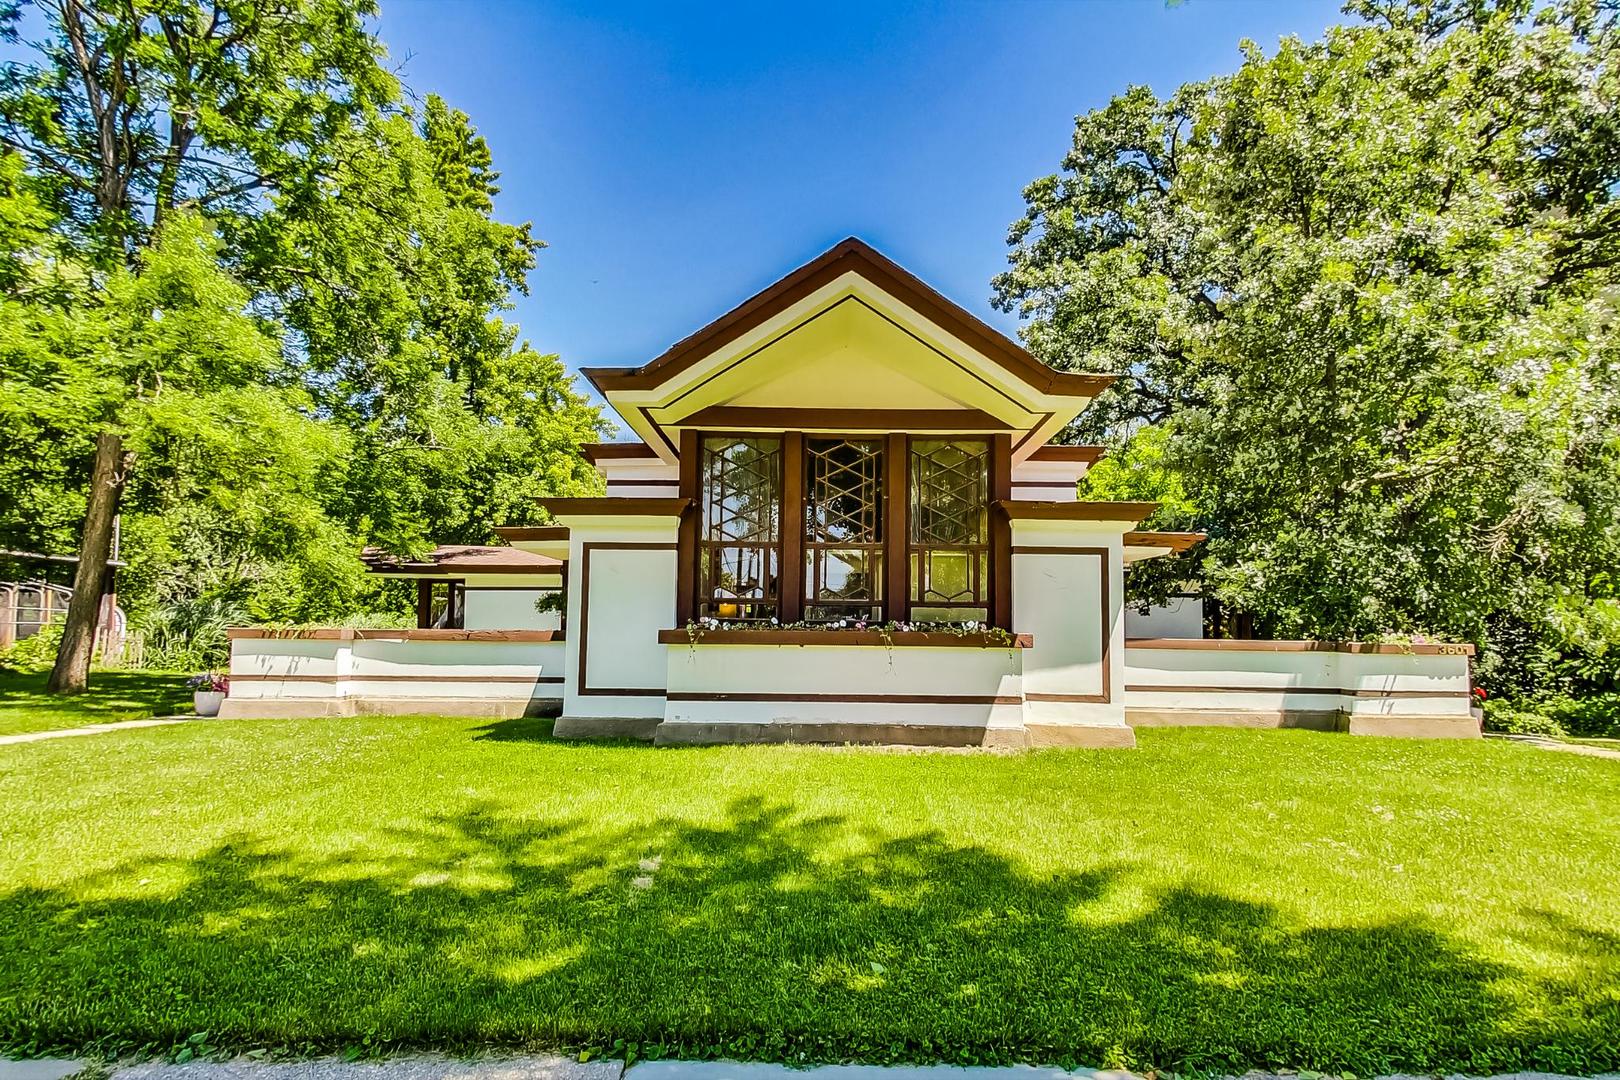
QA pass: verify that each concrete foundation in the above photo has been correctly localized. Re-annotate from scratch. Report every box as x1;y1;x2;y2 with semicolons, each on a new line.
219;695;560;720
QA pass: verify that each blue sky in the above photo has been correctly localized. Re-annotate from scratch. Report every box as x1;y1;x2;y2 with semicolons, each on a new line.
376;0;1347;384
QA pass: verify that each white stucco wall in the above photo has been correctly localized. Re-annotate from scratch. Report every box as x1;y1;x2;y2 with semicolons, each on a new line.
1123;640;1476;734
661;641;1026;731
462;588;562;631
225;631;564;714
1124;597;1204;640
561;517;680;720
1009;519;1130;731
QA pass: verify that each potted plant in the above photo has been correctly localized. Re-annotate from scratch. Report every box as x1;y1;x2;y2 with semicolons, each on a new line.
187;672;229;717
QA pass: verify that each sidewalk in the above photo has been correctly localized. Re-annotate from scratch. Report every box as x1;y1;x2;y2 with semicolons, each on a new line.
0;717;191;746
7;1054;1619;1080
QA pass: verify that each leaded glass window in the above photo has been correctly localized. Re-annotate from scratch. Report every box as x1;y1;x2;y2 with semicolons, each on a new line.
803;438;884;622
909;438;989;622
699;436;782;620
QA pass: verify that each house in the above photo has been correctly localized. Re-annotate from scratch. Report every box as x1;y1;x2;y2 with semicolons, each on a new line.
224;238;1479;746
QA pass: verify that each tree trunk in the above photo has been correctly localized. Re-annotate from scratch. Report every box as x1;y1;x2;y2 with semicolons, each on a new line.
47;432;130;694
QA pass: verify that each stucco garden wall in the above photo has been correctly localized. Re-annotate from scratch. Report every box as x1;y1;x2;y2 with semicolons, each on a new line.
222;628;564;718
1123;639;1478;737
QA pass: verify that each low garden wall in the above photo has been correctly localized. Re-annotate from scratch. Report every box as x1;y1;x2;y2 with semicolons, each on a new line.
222;628;565;719
1123;638;1478;737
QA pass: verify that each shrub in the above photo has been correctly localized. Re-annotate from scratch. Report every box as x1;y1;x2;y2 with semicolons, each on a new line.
1482;693;1620;739
136;595;244;671
1542;694;1620;739
0;620;64;673
1481;700;1567;737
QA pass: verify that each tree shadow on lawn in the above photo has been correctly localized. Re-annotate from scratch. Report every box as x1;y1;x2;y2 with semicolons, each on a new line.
0;797;1612;1073
0;670;189;724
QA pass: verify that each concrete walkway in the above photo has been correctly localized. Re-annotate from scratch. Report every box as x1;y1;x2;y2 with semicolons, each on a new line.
1490;733;1620;761
7;1055;1619;1080
0;717;191;746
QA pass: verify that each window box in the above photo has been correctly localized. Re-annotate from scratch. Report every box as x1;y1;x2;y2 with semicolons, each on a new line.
655;628;1032;648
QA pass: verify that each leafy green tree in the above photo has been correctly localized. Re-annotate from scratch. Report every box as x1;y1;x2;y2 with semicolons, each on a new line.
243;97;604;556
0;0;393;691
1;2;603;690
998;0;1620;693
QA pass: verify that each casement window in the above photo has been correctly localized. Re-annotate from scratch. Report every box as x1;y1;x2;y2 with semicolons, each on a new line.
697;435;782;620
802;437;885;622
908;438;990;622
685;430;1003;627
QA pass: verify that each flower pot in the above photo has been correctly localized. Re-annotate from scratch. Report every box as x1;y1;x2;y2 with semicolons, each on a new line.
193;690;226;717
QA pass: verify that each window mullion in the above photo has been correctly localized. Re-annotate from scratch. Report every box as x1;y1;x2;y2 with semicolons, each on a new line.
781;432;804;623
884;433;908;622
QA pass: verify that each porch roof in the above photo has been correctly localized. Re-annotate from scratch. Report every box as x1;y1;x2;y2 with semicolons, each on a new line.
1123;531;1208;564
360;544;561;578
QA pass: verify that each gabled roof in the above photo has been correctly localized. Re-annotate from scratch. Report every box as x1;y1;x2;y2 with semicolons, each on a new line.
581;238;1116;463
583;238;1111;399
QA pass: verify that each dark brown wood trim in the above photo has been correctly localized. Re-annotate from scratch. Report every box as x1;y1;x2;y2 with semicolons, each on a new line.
1123;531;1207;552
991;433;1013;631
665;691;1023;705
231;673;566;684
538;497;689;518
230;627;350;640
884;432;908;622
997;499;1158;522
1011;480;1079;490
356;628;563;641
655;628;1032;648
415;580;432;629
1028;445;1107;463
1125;638;1477;657
1098;546;1112;705
494;526;570;543
583;442;658;462
781;432;805;623
1010;413;1057;457
460;584;562;593
578;541;678;698
227;628;565;642
1025;692;1109;704
605;479;682;488
371;565;561;577
580;238;1116;399
675;428;700;625
675;406;1008;432
1124;683;1467;699
559;558;569;637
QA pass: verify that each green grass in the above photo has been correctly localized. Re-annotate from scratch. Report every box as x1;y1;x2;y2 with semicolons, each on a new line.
0;717;1616;1073
0;670;189;736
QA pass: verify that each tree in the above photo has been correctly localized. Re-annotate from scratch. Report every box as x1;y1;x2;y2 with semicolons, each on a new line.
240;97;604;556
996;0;1620;692
0;0;393;690
1;2;604;690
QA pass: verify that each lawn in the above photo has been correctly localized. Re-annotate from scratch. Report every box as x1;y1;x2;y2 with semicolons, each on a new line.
0;670;189;736
0;713;1616;1074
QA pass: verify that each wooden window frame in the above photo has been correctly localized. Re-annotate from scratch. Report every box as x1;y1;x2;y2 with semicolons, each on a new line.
693;433;785;622
800;434;888;623
906;436;1006;622
676;428;1012;630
